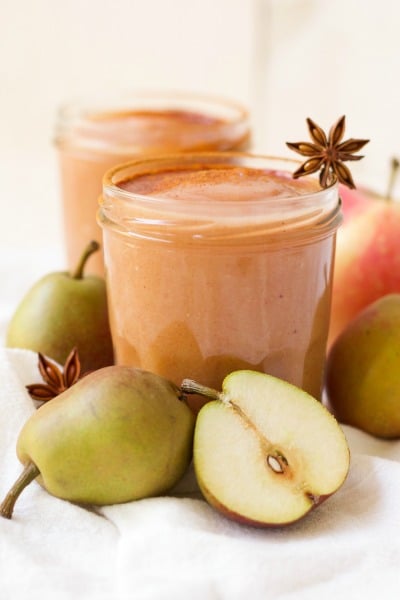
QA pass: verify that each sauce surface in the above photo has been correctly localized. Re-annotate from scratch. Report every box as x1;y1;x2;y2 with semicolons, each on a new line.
119;166;320;202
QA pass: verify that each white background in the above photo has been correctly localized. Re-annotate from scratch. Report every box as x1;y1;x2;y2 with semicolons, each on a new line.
1;0;400;274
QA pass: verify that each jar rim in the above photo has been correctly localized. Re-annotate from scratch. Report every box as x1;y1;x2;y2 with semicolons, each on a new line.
99;152;341;246
54;90;250;154
103;152;337;206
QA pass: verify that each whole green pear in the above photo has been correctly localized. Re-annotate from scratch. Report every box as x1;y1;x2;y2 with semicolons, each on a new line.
326;293;400;438
6;241;114;373
0;366;195;518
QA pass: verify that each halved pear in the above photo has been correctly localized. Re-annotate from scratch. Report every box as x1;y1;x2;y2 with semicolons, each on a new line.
182;371;350;527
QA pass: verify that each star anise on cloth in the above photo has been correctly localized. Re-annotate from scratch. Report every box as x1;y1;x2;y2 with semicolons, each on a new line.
26;348;81;403
286;115;369;189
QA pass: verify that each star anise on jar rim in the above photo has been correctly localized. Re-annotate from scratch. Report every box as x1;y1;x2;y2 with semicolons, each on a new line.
286;115;369;189
26;347;81;403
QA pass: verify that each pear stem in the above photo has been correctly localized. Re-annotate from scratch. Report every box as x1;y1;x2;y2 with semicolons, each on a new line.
181;378;290;475
180;379;221;401
385;157;400;201
71;240;100;280
0;461;40;519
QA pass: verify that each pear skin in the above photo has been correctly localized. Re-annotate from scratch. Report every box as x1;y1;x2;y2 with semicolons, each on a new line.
1;366;195;518
326;293;400;438
6;241;114;373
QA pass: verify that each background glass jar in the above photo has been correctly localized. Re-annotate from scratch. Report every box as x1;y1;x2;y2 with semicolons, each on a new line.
54;92;250;274
98;153;341;412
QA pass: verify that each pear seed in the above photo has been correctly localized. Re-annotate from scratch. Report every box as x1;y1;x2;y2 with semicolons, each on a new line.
267;455;285;474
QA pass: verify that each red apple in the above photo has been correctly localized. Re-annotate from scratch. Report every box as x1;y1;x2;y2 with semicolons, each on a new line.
338;184;375;223
328;175;400;348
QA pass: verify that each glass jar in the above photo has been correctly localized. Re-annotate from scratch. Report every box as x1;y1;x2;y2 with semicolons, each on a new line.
54;92;250;274
98;153;341;411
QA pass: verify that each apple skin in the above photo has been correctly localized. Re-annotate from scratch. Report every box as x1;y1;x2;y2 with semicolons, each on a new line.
338;184;375;223
328;185;400;348
326;294;400;438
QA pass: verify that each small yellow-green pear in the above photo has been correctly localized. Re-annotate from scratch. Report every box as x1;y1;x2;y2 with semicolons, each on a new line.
0;366;195;519
6;241;114;373
326;293;400;438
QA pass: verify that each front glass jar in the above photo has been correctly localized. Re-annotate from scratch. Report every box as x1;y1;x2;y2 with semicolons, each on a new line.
98;153;341;410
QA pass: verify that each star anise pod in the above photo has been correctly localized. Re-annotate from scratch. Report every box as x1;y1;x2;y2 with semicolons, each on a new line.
26;347;81;402
286;115;369;189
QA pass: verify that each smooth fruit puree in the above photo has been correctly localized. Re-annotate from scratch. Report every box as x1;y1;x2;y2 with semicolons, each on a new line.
101;160;338;411
56;106;249;274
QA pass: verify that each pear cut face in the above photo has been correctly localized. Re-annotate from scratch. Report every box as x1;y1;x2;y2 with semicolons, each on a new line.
194;371;350;527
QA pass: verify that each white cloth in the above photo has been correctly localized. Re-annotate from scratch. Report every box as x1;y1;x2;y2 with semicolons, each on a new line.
1;348;400;599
